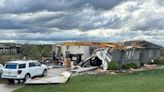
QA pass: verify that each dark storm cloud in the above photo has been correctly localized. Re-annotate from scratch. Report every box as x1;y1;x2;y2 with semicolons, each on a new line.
0;0;124;31
0;0;163;46
0;0;124;14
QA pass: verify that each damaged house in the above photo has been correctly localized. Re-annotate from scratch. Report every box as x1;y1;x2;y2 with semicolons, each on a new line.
52;40;162;68
121;40;162;65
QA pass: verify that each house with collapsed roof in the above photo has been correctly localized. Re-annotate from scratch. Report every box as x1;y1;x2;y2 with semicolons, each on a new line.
110;40;162;66
120;40;162;65
52;40;162;66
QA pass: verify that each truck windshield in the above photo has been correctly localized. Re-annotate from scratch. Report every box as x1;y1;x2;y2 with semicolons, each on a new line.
5;64;17;69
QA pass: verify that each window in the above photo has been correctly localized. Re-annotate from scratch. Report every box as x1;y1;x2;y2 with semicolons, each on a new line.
34;62;41;66
29;62;35;67
5;64;17;69
19;64;26;69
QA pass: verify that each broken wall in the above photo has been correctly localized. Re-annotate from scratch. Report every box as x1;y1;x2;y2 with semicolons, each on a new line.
61;46;91;60
111;48;160;66
111;49;140;66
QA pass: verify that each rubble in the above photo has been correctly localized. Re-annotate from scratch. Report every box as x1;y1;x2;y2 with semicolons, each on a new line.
80;48;112;70
95;48;112;70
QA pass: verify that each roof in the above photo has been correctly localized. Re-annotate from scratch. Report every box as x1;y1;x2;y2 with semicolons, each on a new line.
57;41;162;50
6;60;38;64
123;40;162;49
62;42;122;48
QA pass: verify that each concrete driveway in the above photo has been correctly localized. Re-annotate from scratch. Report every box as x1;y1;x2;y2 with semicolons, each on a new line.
0;79;23;92
0;68;70;92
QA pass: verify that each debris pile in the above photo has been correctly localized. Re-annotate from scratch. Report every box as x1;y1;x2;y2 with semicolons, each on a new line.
80;48;112;70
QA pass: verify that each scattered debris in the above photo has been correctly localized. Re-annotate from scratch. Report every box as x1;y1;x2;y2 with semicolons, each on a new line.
144;64;157;69
47;65;63;69
95;48;112;70
70;66;97;73
80;48;112;70
110;72;117;75
25;71;71;84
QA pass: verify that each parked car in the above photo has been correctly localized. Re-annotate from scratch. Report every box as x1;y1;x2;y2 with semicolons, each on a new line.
0;64;3;77
1;60;47;83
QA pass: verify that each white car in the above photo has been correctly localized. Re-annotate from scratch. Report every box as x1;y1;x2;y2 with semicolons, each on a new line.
1;60;47;83
0;64;3;77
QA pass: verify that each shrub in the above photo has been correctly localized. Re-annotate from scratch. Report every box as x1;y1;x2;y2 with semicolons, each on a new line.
122;63;138;69
159;59;164;65
108;61;119;70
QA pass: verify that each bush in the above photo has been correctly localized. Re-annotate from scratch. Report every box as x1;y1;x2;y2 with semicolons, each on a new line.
122;63;138;69
159;59;164;65
108;61;119;70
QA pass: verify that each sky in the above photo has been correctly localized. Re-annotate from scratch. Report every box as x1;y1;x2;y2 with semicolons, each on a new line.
0;0;163;46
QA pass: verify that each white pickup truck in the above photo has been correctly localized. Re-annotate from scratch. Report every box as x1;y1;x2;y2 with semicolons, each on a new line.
1;60;47;83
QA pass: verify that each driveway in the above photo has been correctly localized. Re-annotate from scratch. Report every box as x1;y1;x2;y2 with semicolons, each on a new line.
0;68;70;92
0;79;23;92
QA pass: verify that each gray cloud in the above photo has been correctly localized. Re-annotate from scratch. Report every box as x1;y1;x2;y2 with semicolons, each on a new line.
0;0;163;46
0;0;124;14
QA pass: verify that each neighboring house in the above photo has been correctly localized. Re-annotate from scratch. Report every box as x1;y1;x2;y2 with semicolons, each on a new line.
0;43;22;55
52;41;162;66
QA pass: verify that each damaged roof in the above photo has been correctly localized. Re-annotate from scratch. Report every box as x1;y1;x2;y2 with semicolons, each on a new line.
57;40;162;50
123;40;162;49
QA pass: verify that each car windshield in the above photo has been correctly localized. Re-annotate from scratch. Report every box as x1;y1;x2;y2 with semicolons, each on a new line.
5;64;17;69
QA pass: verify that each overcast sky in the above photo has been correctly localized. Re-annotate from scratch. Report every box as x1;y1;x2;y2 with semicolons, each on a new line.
0;0;163;46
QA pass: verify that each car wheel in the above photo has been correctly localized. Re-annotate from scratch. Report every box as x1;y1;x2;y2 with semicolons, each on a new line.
8;79;14;84
42;70;47;77
24;74;31;82
13;79;20;84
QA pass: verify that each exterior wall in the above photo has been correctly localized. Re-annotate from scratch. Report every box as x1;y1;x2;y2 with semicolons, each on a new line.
111;48;161;65
61;46;90;60
140;48;160;64
111;49;141;65
111;50;123;62
52;45;91;60
124;49;140;65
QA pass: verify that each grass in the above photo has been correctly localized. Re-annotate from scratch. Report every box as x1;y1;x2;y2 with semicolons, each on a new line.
14;69;164;92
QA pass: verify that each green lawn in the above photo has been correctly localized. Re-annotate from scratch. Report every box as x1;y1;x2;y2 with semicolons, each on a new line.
14;69;164;92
